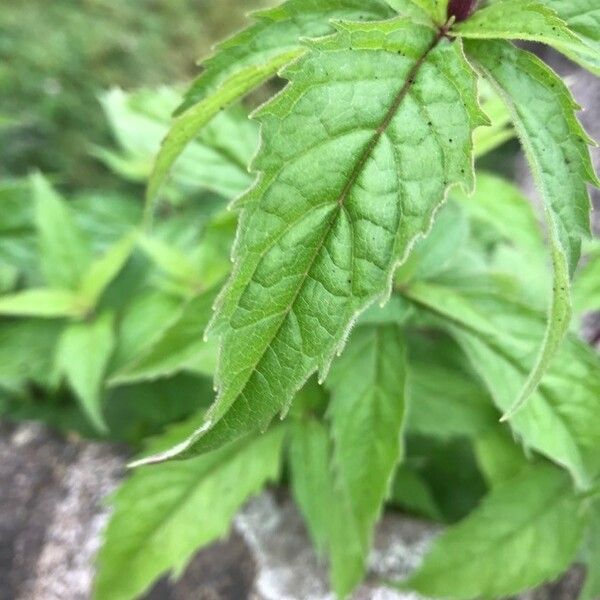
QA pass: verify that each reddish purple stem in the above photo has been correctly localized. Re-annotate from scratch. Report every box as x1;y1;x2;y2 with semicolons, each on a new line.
447;0;479;22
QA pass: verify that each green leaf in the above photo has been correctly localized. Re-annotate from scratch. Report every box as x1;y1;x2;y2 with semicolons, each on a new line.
99;88;256;200
406;332;498;440
406;464;588;599
580;501;600;600
95;423;285;600
137;235;201;290
466;40;599;418
148;0;395;203
396;201;470;284
55;312;115;432
455;0;583;51
385;0;437;21
288;418;336;558
109;288;219;385
407;436;487;522
0;288;81;318
405;281;600;488
32;173;92;289
0;319;63;387
390;0;447;23
167;19;487;459
78;231;138;309
109;291;183;373
539;0;600;75
388;465;444;521
474;427;530;488
287;417;364;597
325;324;408;585
452;171;548;302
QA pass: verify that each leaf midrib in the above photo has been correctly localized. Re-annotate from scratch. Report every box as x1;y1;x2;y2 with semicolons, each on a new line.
221;28;445;408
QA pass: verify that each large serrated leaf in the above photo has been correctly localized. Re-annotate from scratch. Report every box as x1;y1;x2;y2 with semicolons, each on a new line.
156;18;487;460
148;0;395;203
406;464;588;599
95;423;285;600
466;39;599;419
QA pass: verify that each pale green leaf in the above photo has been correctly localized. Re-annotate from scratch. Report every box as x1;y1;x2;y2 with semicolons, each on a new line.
148;0;395;203
384;0;437;21
32;173;92;289
396;201;470;284
580;501;600;600
109;288;219;385
95;424;285;600
405;281;600;488
288;418;335;558
0;288;81;318
399;0;447;23
79;232;138;309
138;235;201;289
55;312;115;432
325;324;408;586
455;0;583;51
466;40;599;418
539;0;600;75
407;464;588;599
164;19;487;459
99;88;256;200
287;417;365;598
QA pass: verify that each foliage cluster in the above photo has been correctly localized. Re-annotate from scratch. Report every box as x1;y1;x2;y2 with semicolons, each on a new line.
0;0;265;187
1;1;600;599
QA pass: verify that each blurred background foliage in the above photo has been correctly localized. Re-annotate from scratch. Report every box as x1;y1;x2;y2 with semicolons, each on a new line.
0;0;267;446
0;0;265;189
